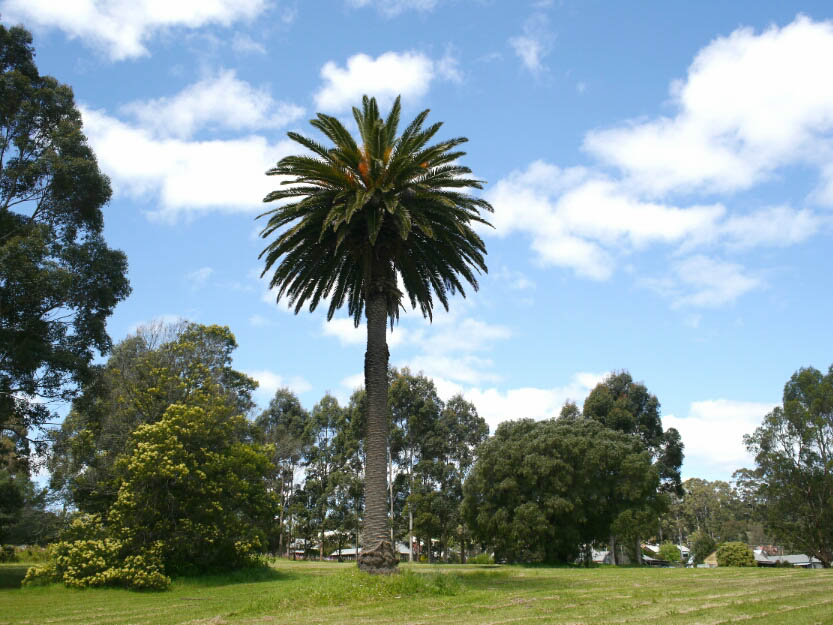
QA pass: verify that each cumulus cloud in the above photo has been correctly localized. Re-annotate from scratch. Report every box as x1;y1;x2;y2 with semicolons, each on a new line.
640;255;763;308
121;70;304;139
0;0;267;61
485;160;725;281
429;372;606;433
664;399;776;479
247;369;312;404
584;15;833;197
314;50;460;112
488;16;833;309
321;318;409;348
81;107;296;220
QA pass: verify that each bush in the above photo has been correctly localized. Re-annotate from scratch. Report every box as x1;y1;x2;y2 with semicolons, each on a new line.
0;545;17;562
716;541;756;567
467;553;494;564
657;542;681;563
22;515;170;590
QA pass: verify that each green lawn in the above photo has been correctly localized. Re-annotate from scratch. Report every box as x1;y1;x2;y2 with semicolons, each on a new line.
2;560;832;625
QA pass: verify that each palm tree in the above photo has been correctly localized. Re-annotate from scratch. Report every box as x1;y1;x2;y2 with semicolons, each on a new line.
258;96;492;573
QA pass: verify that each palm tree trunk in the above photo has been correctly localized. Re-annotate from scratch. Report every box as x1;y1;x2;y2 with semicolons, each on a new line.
357;289;398;574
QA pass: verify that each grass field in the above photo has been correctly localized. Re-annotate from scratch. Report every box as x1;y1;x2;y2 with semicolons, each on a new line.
2;560;832;625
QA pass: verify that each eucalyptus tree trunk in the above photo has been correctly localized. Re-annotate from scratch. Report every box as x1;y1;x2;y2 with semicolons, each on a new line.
357;290;398;574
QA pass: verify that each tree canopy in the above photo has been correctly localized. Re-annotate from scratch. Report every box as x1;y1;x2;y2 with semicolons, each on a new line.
463;418;658;564
0;24;130;461
744;364;833;568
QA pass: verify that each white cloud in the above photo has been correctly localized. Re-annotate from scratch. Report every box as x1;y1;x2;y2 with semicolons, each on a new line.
584;15;833;197
322;318;408;348
509;13;554;75
121;70;304;139
719;205;821;250
81;107;296;220
675;256;762;308
340;372;365;392
485;161;725;281
247;369;312;404
346;0;440;16
185;266;213;287
314;51;458;112
664;399;776;478
0;0;267;61
430;371;607;433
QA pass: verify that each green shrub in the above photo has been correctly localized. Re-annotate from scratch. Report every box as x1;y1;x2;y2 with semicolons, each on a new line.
0;545;17;562
467;553;494;564
657;542;681;563
716;541;756;567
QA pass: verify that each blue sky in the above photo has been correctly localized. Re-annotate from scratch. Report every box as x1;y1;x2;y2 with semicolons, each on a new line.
5;0;833;482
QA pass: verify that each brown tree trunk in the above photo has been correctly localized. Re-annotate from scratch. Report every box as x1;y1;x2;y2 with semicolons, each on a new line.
610;534;617;565
357;290;398;574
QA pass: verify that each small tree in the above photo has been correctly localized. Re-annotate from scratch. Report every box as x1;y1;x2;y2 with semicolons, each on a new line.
657;542;681;563
690;530;716;564
716;541;756;567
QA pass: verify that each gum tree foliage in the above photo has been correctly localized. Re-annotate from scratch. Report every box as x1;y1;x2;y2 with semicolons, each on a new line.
49;322;257;514
463;418;658;564
258;95;492;572
254;388;310;555
388;368;443;555
304;393;343;561
0;24;130;463
743;365;833;568
410;393;487;562
658;478;755;547
582;372;683;562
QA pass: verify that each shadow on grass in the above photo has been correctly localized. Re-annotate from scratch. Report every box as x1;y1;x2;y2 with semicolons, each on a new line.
0;565;29;589
173;566;297;588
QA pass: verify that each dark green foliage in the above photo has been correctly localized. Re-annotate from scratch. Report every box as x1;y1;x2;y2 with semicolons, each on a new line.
743;364;833;568
0;24;130;461
581;372;683;563
716;541;756;567
582;371;683;495
690;530;717;564
463;419;658;564
258;95;492;326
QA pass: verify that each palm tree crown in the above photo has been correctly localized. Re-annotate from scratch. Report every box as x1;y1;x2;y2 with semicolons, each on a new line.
258;95;492;325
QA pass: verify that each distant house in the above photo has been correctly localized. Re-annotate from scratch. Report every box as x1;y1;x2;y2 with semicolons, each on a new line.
754;549;823;569
592;549;612;564
329;542;412;562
